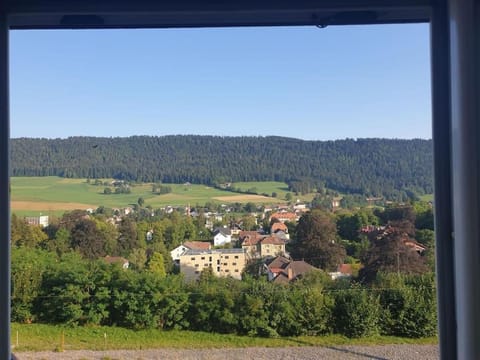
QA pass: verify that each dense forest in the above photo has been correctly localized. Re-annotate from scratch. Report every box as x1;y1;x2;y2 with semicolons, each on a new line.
11;136;433;200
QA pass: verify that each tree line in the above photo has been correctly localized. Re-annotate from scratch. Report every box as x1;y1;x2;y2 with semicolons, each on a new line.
11;136;433;200
12;247;436;338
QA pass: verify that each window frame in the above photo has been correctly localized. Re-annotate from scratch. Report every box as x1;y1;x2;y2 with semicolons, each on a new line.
0;1;463;359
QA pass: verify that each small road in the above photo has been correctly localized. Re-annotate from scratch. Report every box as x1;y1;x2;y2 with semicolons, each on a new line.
15;344;439;360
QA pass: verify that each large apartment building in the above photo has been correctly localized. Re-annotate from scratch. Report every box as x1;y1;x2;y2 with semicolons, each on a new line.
179;248;246;281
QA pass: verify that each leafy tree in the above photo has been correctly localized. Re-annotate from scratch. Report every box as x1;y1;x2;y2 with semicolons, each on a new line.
128;248;147;271
147;252;166;277
359;226;428;283
336;212;363;241
138;197;145;207
241;215;257;231
43;227;71;256
38;254;111;325
11;247;55;322
117;218;138;256
94;219;119;255
414;202;434;230
70;219;105;259
11;214;48;248
290;210;346;271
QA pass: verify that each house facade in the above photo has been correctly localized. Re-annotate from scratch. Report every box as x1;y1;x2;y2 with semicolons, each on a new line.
24;215;49;228
179;248;246;281
213;227;232;246
170;241;212;263
241;233;286;259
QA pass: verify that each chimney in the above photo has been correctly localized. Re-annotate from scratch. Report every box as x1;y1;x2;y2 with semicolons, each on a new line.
287;266;293;280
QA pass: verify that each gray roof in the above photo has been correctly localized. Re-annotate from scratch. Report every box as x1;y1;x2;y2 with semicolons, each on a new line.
214;227;232;236
183;248;245;256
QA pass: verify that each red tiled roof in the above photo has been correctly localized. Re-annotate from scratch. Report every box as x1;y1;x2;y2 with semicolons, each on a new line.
260;236;286;245
271;222;288;233
240;231;264;247
338;263;353;275
184;241;211;250
270;212;297;221
242;235;263;247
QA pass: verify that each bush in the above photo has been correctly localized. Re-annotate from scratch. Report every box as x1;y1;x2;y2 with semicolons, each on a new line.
377;273;437;337
333;285;380;337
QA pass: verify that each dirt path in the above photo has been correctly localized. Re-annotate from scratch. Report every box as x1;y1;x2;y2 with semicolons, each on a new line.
15;344;439;360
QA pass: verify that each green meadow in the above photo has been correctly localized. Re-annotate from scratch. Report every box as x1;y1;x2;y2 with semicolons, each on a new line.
10;177;288;215
10;323;437;352
232;181;316;202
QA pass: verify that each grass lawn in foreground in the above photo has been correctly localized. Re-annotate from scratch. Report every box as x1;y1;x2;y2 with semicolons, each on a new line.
10;323;437;352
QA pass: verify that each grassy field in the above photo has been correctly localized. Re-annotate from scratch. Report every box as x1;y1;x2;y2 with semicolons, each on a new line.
232;181;316;202
10;177;291;215
10;323;437;352
419;194;434;202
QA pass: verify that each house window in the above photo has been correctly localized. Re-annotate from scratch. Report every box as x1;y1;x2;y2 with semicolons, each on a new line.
195;264;199;267
191;257;195;260
232;262;237;266
234;256;239;259
235;269;239;272
204;263;208;267
209;256;212;262
225;269;229;273
217;266;220;272
225;256;229;259
201;256;205;260
217;260;220;265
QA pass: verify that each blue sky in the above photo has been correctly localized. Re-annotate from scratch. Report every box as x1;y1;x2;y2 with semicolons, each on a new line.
9;24;431;140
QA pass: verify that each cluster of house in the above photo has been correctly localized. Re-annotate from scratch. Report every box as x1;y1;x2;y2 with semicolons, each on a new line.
24;205;354;282
168;209;351;282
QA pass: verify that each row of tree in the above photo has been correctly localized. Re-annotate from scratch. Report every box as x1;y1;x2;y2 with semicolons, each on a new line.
11;246;436;338
12;136;433;200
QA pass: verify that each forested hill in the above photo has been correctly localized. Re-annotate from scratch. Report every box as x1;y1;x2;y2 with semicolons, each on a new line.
11;136;433;199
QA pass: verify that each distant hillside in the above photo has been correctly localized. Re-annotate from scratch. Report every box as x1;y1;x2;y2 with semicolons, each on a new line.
11;136;433;200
